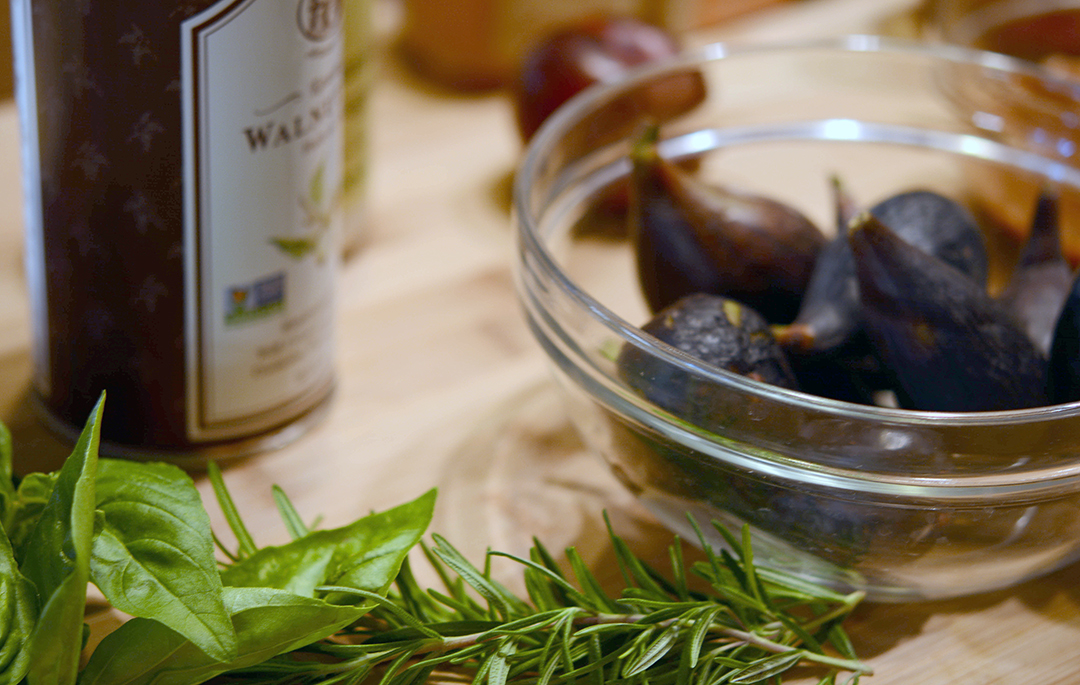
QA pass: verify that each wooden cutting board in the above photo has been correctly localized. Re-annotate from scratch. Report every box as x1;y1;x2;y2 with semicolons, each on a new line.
0;0;1076;680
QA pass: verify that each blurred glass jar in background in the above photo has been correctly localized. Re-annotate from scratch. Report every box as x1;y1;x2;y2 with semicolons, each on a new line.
399;0;680;91
397;0;792;91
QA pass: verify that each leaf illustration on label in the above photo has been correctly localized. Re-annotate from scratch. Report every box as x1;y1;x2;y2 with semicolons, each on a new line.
270;236;319;259
270;161;338;262
308;163;325;207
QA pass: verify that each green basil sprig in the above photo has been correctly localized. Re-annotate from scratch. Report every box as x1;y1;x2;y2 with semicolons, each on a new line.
0;395;435;685
0;394;868;685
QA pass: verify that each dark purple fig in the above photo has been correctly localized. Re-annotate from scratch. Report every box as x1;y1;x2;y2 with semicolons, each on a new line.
603;422;939;571
628;125;826;322
871;190;990;287
617;293;798;424
786;350;885;401
998;187;1075;355
773;177;888;405
776;187;989;357
831;173;860;231
774;176;861;354
1048;271;1080;404
850;212;1048;412
512;15;704;142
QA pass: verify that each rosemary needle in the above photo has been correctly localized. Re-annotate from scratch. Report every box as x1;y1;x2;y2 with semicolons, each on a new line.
222;516;871;685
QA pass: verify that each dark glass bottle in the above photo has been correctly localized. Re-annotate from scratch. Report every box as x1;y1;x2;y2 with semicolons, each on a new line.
12;0;344;461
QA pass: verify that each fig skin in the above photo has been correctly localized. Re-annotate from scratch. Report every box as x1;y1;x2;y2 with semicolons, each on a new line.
773;177;886;404
617;293;799;424
774;177;861;354
776;235;856;353
872;190;990;287
1048;271;1080;404
998;188;1075;356
786;350;885;405
629;126;826;323
850;212;1048;412
777;188;989;357
512;15;705;142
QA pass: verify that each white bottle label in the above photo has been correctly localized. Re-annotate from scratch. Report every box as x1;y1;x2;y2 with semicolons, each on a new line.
10;0;48;399
181;0;342;440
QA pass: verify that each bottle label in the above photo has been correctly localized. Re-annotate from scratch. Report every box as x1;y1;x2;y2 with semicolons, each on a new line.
10;0;49;400
181;0;342;440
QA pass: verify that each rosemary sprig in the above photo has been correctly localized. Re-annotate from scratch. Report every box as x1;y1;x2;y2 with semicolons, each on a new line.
221;515;871;685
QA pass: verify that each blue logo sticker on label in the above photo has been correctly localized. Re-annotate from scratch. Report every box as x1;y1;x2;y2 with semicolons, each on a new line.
226;272;286;324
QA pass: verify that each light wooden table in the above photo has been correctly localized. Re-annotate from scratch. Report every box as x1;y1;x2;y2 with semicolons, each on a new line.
0;0;1077;681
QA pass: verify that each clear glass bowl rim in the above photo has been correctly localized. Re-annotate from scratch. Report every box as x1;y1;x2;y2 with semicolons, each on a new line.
511;34;1080;497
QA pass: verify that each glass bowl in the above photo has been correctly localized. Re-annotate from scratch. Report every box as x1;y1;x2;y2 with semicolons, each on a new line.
920;0;1080;263
511;35;1080;602
922;0;1080;63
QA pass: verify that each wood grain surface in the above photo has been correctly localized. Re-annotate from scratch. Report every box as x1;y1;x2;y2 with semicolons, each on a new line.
0;0;1077;680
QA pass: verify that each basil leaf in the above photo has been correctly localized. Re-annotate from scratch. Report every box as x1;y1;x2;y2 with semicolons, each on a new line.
20;396;103;685
90;459;236;661
3;472;57;557
0;422;14;514
220;488;435;598
78;586;368;685
0;527;35;684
